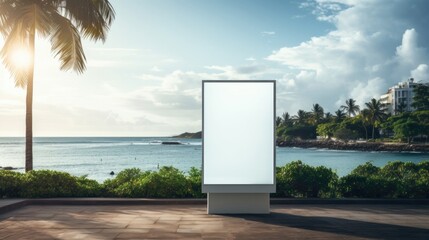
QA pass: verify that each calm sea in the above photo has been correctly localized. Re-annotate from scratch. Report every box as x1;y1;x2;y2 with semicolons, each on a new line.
0;137;428;182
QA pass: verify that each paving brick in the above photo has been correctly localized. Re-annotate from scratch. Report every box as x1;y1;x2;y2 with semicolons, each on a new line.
0;204;428;239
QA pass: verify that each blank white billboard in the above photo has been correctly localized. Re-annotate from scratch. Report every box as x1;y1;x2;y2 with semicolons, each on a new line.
203;81;275;192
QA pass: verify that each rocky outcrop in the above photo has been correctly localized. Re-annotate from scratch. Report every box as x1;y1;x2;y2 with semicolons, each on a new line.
161;141;182;145
277;140;429;152
172;131;202;139
0;166;18;170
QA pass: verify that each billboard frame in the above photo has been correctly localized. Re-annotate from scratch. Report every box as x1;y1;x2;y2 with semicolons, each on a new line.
202;80;276;193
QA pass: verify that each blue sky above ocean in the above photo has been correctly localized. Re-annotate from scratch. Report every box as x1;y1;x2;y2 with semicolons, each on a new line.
1;0;429;136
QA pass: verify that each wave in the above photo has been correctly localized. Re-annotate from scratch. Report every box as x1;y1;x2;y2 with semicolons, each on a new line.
0;142;24;145
131;141;162;145
131;141;202;146
38;162;106;168
316;148;358;153
373;150;425;154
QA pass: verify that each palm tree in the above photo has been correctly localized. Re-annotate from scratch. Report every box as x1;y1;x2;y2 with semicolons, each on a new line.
334;109;346;123
311;103;324;125
360;109;370;140
0;0;115;172
281;112;292;127
341;98;360;117
324;112;333;122
293;110;308;125
365;98;387;140
276;116;282;127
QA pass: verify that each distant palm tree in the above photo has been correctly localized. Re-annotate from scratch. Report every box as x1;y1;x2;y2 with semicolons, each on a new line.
324;112;333;122
341;98;360;117
0;0;115;172
293;110;308;125
334;109;346;123
311;103;324;125
360;109;371;140
324;112;332;118
276;116;282;127
365;98;387;140
281;112;292;127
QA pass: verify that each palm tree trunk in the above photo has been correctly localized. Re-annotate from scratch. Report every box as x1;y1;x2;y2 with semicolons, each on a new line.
25;26;36;172
372;124;375;140
363;124;368;140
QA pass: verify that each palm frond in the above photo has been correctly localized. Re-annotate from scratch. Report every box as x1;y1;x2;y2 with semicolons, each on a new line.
0;0;17;36
61;0;115;42
50;11;86;73
0;3;55;87
18;3;53;37
0;21;32;87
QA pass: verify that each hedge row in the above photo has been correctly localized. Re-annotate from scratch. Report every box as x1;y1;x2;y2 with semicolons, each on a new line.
1;161;428;198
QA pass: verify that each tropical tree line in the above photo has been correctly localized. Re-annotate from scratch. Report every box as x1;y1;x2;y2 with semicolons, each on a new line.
276;85;429;143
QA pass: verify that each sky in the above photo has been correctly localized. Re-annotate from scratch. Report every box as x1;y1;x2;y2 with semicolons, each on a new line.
1;0;429;137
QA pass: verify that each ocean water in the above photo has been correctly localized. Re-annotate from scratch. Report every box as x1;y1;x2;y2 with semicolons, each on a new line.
0;137;428;182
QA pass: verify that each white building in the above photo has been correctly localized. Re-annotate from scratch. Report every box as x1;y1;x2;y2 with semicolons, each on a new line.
379;78;428;115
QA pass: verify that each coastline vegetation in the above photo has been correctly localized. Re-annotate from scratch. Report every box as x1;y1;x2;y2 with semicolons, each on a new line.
1;161;428;199
276;85;429;143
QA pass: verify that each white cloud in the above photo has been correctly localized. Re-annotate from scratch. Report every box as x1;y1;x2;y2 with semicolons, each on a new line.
268;0;429;114
396;29;426;66
349;77;385;105
411;64;429;82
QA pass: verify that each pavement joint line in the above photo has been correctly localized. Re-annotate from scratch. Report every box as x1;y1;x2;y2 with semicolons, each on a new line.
0;198;428;216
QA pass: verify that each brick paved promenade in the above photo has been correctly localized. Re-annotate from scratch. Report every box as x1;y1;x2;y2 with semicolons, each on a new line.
0;204;428;239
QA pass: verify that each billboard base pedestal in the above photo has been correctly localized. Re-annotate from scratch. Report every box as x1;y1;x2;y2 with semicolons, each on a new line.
207;193;270;214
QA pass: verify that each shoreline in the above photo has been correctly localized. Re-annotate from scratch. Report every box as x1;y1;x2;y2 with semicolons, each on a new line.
277;140;429;153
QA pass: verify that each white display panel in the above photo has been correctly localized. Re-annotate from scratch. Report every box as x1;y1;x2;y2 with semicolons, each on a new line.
203;81;275;190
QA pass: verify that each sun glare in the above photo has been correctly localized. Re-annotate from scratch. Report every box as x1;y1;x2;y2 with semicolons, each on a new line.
11;49;32;69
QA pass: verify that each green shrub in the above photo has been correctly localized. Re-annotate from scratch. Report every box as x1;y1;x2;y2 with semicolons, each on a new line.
0;161;428;199
103;168;150;197
340;161;429;198
340;162;398;198
339;174;397;198
137;167;191;198
418;161;429;171
415;162;429;198
380;161;419;179
21;170;79;198
284;126;317;140
104;167;192;198
187;167;205;198
379;161;421;198
339;174;368;197
0;170;24;198
334;127;359;141
416;169;429;198
76;176;103;197
315;166;339;198
351;162;380;177
275;161;337;198
110;180;145;197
